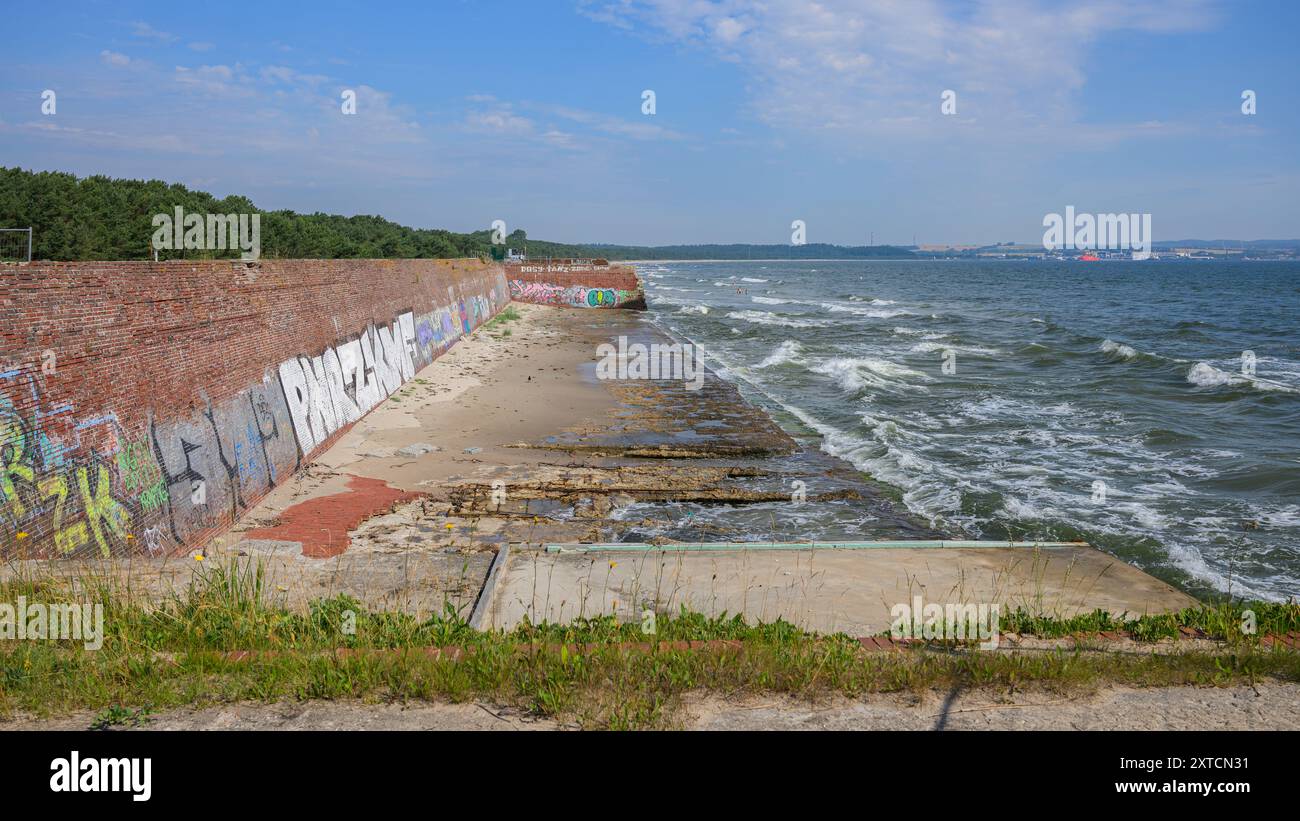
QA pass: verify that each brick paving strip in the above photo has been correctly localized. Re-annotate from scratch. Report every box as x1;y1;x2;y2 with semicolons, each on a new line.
214;630;1300;663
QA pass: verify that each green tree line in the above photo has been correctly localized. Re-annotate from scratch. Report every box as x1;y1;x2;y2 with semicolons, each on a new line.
0;167;917;261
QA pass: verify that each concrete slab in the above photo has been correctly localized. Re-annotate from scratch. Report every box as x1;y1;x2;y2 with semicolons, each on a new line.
483;545;1200;634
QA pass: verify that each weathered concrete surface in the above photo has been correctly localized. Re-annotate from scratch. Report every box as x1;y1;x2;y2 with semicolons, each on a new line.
6;683;1295;730
483;545;1199;634
2;701;565;731
0;545;492;618
685;683;1300;731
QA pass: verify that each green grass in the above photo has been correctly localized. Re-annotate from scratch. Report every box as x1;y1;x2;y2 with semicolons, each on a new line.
1;558;1297;729
999;602;1299;642
483;306;521;331
90;704;153;730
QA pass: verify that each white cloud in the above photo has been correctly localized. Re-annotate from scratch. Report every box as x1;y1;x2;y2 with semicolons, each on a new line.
100;50;131;67
545;105;686;141
581;0;1220;143
173;64;253;98
260;65;329;86
131;21;177;43
188;42;215;52
464;105;536;135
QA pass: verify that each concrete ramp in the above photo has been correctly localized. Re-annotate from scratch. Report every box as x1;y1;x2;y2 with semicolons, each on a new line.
480;543;1199;635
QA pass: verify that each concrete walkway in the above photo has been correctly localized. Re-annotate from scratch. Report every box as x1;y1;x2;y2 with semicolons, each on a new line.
483;544;1197;634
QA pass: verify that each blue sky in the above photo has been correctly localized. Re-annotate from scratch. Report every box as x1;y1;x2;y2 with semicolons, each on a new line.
1;0;1297;245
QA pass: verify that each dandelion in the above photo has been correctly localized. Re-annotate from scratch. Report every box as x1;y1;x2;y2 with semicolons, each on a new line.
16;531;28;539
194;554;205;561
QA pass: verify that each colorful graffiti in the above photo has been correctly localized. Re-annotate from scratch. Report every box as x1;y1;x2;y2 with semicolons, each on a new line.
1;374;136;557
508;280;639;308
0;277;508;559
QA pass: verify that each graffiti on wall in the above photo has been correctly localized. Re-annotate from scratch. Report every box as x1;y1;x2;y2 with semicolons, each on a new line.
508;280;638;308
0;364;303;558
2;369;138;557
1;277;507;559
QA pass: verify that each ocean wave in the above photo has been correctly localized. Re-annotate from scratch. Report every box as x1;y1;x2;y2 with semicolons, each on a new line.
910;340;1000;356
811;356;931;393
677;304;709;315
844;295;898;305
1186;362;1299;393
740;277;768;283
751;295;793;305
754;340;802;369
819;302;911;318
1099;338;1139;361
725;310;829;329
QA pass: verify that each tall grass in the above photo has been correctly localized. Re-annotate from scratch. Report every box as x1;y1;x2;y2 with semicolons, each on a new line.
1;558;1297;728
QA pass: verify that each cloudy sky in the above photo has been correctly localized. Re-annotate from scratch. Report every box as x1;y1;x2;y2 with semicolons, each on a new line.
2;0;1297;245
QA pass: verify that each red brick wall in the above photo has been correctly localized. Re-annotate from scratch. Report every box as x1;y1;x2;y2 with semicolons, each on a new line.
0;258;508;559
503;262;643;308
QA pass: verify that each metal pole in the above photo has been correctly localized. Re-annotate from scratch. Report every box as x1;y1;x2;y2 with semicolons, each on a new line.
27;227;32;262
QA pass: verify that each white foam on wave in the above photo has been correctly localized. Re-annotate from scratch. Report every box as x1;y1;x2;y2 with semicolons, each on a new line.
1100;339;1139;360
741;277;768;283
819;302;910;319
811;356;930;393
1186;362;1299;393
910;340;999;356
751;295;793;305
846;295;898;305
755;340;802;369
677;304;709;315
725;310;828;329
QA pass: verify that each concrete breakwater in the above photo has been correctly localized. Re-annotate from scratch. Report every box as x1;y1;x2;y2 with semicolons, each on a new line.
0;258;643;559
